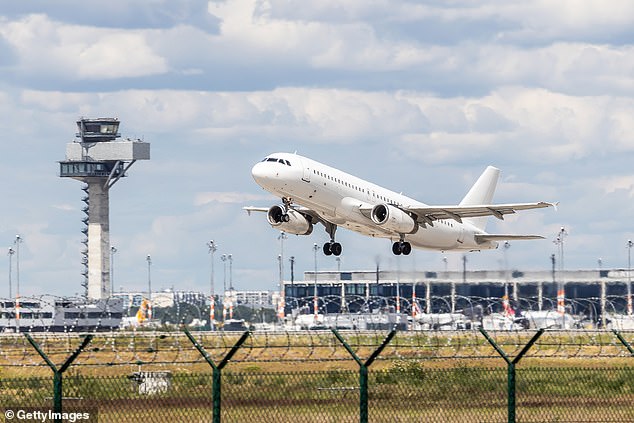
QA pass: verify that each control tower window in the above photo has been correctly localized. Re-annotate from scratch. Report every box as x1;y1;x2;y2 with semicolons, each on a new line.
100;124;118;134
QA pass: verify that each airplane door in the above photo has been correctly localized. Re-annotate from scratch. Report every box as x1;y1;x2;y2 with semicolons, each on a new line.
302;163;311;182
458;227;465;244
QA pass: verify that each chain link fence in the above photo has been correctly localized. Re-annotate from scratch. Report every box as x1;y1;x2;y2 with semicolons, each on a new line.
2;329;634;422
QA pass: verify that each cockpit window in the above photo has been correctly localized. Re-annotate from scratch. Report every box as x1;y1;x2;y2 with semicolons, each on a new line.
262;157;291;166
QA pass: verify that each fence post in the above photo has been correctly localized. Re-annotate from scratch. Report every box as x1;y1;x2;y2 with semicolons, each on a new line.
332;328;397;423
184;328;250;423
24;333;93;422
612;329;634;356
479;328;544;423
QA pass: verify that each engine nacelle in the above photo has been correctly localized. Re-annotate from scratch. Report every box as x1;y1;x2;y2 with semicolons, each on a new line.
371;203;417;234
266;205;313;235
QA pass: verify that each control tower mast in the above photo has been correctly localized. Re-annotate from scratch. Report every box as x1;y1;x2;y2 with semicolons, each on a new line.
60;118;150;300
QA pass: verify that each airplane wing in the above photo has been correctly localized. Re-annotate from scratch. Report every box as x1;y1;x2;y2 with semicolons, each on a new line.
243;206;269;215
243;205;331;229
406;202;555;225
474;234;544;242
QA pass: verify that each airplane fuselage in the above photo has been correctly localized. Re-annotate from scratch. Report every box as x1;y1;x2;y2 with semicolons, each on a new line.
251;153;496;251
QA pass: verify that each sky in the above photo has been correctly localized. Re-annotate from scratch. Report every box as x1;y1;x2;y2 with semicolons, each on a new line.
1;0;634;297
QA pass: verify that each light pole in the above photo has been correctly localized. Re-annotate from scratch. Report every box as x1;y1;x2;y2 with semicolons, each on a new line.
553;227;567;315
14;235;22;329
7;247;14;299
146;254;152;298
228;254;233;290
278;232;287;290
336;255;345;312
14;235;22;298
503;241;517;301
220;254;228;321
207;240;217;327
277;232;288;322
503;241;510;284
313;243;319;320
289;256;295;284
227;253;234;319
220;254;227;293
146;254;152;320
627;239;634;316
396;251;401;314
553;227;567;273
110;246;117;297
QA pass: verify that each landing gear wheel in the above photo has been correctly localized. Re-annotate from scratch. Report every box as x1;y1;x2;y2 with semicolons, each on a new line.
392;241;412;256
323;242;342;256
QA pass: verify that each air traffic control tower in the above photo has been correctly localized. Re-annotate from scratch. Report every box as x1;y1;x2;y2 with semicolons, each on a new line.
60;118;150;300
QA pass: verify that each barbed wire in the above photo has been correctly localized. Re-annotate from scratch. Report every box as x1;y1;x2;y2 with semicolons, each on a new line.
1;328;633;369
2;294;634;368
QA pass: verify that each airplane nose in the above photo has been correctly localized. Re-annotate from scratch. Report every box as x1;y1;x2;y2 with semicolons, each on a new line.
251;162;268;184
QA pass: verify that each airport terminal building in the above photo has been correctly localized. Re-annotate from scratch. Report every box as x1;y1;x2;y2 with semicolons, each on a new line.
283;269;632;319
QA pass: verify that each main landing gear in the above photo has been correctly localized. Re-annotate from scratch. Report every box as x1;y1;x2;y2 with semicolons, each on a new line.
323;241;342;256
392;241;412;255
323;222;342;256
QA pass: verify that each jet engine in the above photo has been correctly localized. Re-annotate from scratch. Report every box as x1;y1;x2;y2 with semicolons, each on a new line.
267;205;313;235
370;203;417;234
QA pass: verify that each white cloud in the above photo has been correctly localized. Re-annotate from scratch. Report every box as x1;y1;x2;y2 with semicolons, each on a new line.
397;87;634;164
52;204;76;212
595;176;634;198
194;192;271;206
0;14;168;80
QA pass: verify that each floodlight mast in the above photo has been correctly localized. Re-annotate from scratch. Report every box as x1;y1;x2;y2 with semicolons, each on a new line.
59;118;150;300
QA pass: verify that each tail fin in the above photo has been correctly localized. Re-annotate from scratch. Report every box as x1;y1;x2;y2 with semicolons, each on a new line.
459;166;500;231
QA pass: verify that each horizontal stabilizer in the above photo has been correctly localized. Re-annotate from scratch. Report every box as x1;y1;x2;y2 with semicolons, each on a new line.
475;234;545;243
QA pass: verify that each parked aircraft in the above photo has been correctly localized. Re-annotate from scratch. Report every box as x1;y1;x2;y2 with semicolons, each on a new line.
245;153;555;256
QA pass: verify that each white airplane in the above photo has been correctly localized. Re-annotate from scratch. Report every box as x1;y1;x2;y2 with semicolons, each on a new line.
245;152;555;256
